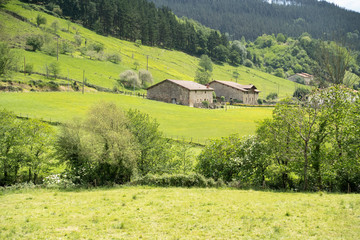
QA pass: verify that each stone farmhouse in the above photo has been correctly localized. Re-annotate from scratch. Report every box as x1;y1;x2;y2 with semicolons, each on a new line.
288;73;314;85
208;80;260;105
147;79;214;107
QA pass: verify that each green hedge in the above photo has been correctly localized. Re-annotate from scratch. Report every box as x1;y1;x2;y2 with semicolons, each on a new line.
132;173;225;188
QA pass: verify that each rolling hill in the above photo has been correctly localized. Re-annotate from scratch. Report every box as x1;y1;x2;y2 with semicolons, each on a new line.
0;0;302;98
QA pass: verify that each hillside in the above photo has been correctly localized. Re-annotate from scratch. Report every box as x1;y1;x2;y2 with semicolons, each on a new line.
0;0;301;98
149;0;360;49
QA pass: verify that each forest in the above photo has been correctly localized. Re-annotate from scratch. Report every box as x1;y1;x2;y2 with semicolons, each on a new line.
20;0;229;59
149;0;360;50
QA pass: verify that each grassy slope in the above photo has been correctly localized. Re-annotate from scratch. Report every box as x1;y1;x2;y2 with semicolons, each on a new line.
0;92;273;142
0;0;301;98
1;187;359;239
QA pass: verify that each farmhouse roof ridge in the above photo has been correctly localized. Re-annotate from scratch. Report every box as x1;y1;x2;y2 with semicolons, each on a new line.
210;80;260;92
147;79;213;91
291;72;313;78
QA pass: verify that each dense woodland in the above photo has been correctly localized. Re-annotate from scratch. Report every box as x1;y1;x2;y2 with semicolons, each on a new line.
21;0;229;58
149;0;360;50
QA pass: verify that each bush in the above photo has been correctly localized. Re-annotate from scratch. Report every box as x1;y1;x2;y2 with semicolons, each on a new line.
47;81;59;91
197;135;243;182
257;98;263;105
74;35;82;46
42;42;57;56
266;92;278;101
244;59;254;68
202;100;209;108
132;173;218;188
135;39;142;47
139;69;153;88
43;174;75;189
26;35;43;51
293;87;310;101
106;52;121;64
48;62;60;79
24;63;33;75
61;41;74;54
36;14;47;27
88;42;104;53
118;70;140;88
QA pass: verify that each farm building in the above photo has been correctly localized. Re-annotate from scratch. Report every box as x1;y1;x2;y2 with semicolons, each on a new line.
288;73;314;85
209;80;260;105
147;79;214;107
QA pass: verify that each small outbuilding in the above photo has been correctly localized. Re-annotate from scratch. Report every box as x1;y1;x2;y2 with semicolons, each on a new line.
209;80;260;105
147;79;214;107
288;73;314;85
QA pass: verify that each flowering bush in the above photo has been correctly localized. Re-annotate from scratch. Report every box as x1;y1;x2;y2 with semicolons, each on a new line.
43;174;75;189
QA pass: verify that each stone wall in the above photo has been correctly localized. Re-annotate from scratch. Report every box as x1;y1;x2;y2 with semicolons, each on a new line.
209;82;259;105
244;89;259;105
147;81;190;105
189;90;213;107
209;82;244;102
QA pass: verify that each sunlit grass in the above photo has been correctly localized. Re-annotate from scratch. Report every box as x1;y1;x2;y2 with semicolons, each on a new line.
0;187;359;239
0;0;307;99
0;92;273;143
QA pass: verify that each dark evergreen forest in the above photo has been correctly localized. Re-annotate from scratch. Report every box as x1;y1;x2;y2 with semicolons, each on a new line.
149;0;360;49
20;0;229;57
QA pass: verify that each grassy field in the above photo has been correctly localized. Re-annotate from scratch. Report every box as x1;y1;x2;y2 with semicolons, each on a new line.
0;0;306;98
0;92;273;143
0;186;359;239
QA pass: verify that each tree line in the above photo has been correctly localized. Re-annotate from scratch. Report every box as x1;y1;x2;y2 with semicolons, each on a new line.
149;0;360;50
0;103;196;186
198;86;360;192
20;0;230;59
2;87;359;192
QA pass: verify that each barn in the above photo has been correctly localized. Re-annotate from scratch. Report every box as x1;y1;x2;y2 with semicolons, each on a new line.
147;79;214;107
209;80;260;105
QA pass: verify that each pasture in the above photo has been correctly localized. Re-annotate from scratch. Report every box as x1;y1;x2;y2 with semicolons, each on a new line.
0;187;359;239
0;92;273;143
0;0;304;99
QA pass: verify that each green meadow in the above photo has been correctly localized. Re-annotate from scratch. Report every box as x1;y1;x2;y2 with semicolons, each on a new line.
0;92;273;142
0;0;304;99
1;187;359;239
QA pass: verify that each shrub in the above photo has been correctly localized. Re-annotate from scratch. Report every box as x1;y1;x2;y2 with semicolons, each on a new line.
43;174;75;189
48;62;60;79
257;98;263;105
47;81;59;91
106;52;121;64
118;70;140;88
51;20;59;33
42;42;57;56
293;87;310;101
266;92;278;101
74;34;82;46
36;14;47;27
135;39;142;47
202;100;209;108
24;63;33;75
26;35;43;51
60;41;74;54
132;173;216;188
88;42;104;53
139;69;153;88
244;59;254;68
